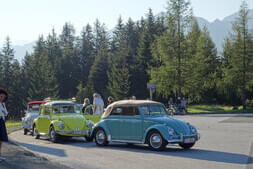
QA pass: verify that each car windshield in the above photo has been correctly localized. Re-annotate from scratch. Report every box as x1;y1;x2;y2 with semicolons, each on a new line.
28;104;40;113
139;104;168;116
52;104;76;114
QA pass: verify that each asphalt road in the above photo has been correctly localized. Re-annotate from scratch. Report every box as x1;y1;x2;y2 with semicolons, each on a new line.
7;114;253;169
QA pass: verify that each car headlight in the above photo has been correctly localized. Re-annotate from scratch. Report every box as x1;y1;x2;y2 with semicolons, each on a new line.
87;121;94;129
167;127;175;136
190;125;197;134
58;122;65;130
25;118;31;124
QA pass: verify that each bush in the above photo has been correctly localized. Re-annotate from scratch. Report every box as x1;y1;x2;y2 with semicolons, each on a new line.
246;99;253;108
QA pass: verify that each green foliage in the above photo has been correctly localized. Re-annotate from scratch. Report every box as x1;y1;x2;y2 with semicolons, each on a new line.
1;1;253;120
188;104;253;114
246;99;253;108
220;1;253;109
151;0;193;98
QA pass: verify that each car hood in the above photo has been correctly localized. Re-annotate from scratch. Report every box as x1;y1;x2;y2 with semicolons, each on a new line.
56;114;86;130
26;113;39;119
144;116;191;135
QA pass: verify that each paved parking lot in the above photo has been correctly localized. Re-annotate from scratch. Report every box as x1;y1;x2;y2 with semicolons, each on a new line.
7;114;253;169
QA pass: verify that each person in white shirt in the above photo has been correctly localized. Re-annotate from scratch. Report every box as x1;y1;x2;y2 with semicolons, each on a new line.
93;93;104;115
0;88;9;162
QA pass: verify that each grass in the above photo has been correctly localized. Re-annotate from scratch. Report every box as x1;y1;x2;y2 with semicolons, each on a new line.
187;105;253;114
5;121;22;129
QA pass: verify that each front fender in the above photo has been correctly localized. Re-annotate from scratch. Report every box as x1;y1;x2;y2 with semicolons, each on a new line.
91;120;110;140
143;124;169;142
50;120;61;131
33;118;39;128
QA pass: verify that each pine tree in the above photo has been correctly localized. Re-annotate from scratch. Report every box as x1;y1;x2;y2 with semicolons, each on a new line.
107;40;131;100
59;22;79;98
28;36;46;100
87;45;109;98
28;36;59;100
188;27;218;102
1;37;15;92
150;0;193;98
86;21;110;98
222;1;253;109
8;60;25;119
111;17;124;52
77;24;95;86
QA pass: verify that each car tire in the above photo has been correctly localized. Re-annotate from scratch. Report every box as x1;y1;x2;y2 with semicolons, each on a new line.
49;126;59;143
24;129;28;135
33;125;40;139
179;143;195;149
94;128;108;146
84;136;93;142
147;130;167;151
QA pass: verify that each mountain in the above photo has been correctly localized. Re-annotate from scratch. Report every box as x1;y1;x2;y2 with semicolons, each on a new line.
13;42;35;62
196;9;253;53
4;9;253;61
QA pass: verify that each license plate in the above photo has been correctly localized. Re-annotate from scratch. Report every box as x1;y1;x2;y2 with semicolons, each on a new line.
184;138;195;143
72;131;81;134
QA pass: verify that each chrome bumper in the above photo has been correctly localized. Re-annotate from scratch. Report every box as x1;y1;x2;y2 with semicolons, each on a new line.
56;130;89;135
167;133;200;143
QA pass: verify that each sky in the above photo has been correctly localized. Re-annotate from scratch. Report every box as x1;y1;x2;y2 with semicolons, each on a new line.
0;0;252;45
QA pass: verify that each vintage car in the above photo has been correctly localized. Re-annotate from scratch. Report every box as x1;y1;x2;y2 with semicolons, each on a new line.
32;101;94;143
22;101;48;135
92;100;200;151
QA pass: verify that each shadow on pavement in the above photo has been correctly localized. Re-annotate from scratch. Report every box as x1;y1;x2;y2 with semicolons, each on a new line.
116;144;253;165
68;141;252;165
12;136;253;166
13;141;67;157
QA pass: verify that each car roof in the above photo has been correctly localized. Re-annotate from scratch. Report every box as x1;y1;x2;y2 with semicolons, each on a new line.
102;100;163;118
28;101;48;105
44;100;75;106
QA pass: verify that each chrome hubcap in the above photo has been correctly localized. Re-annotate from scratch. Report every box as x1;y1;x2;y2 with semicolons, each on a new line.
34;127;38;136
96;130;105;144
50;128;55;140
150;133;162;149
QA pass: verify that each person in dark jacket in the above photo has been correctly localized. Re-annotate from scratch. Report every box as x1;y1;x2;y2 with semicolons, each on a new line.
0;88;8;162
107;96;114;106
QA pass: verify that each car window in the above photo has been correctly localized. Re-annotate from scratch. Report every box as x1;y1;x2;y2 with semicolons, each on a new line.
110;107;122;115
121;107;140;116
52;104;76;114
45;106;50;115
28;104;40;113
138;106;149;115
39;106;45;115
139;105;168;116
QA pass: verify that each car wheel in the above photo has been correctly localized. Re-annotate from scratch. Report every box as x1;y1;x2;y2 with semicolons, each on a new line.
147;130;167;151
179;143;195;149
33;125;40;139
84;136;93;142
94;128;108;146
24;129;28;135
49;126;59;143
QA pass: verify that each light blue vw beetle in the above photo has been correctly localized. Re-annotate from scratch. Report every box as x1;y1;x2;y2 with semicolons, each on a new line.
91;100;200;151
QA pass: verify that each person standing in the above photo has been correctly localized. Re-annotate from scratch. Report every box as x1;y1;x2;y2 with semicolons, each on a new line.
168;97;174;107
107;96;114;106
181;97;187;112
0;89;9;162
82;98;93;115
93;93;104;115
